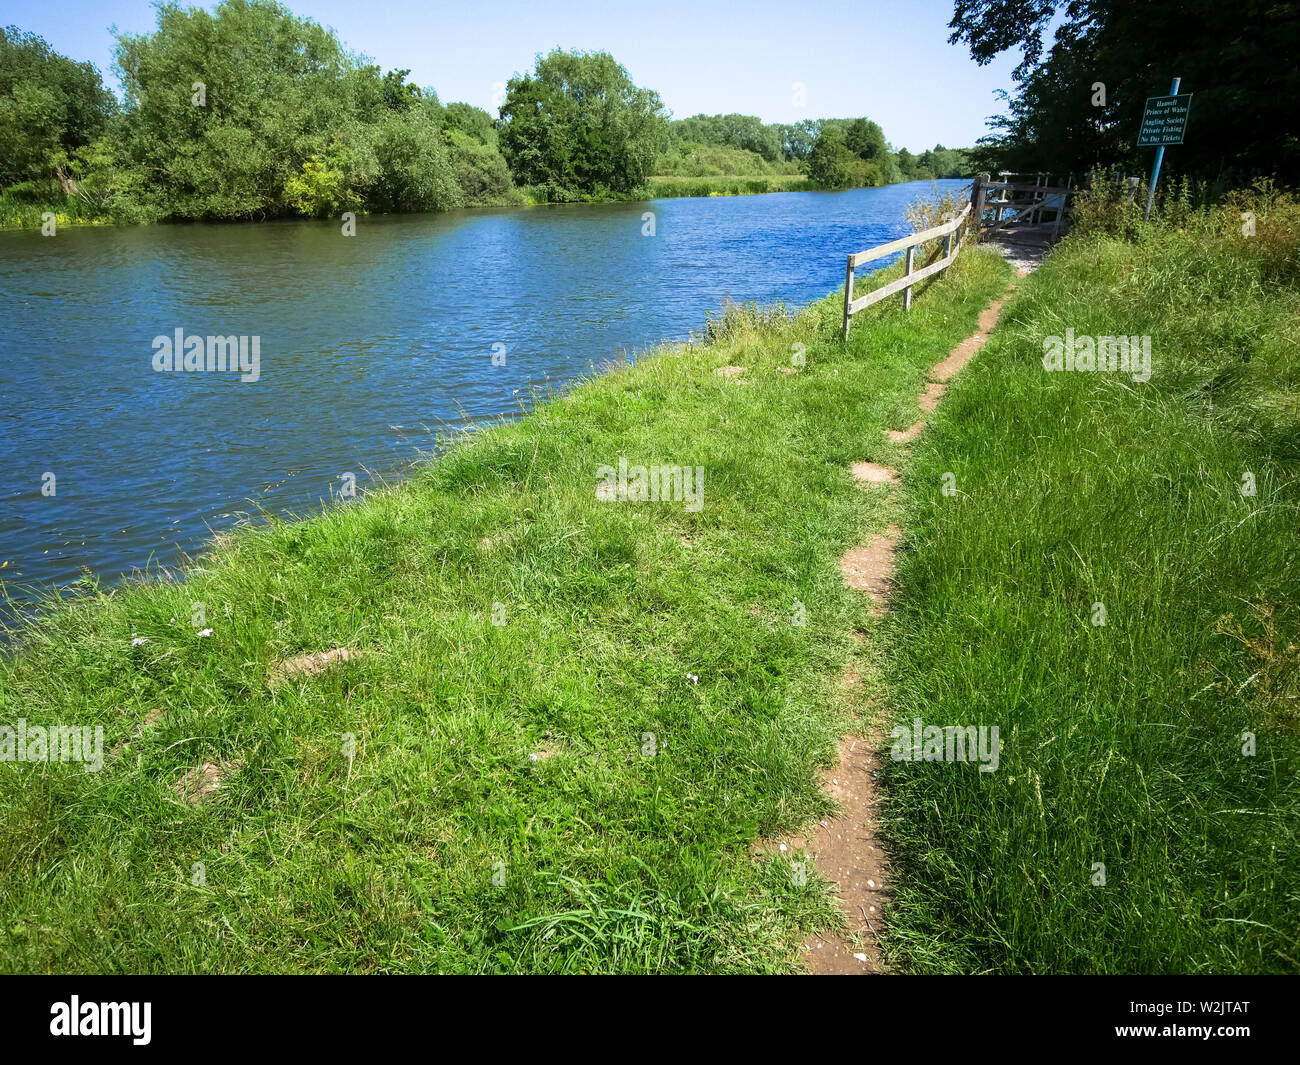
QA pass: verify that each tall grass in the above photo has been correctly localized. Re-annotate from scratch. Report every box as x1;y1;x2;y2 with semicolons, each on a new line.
0;185;112;229
646;175;810;198
883;191;1300;973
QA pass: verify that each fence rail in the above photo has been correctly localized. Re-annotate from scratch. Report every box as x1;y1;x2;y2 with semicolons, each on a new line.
839;169;1089;340
841;202;972;340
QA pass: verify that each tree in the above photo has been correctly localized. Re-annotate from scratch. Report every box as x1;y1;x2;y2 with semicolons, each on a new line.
0;27;115;189
672;113;782;162
443;102;498;146
113;0;367;218
950;0;1300;184
498;49;667;199
107;0;497;219
843;118;889;163
777;120;820;162
367;103;459;213
807;128;856;188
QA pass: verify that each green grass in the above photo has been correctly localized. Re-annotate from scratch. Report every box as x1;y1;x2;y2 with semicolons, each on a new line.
646;175;811;198
0;189;111;230
0;246;1012;973
883;223;1300;973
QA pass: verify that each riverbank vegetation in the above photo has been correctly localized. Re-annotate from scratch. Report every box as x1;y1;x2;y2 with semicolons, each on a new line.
0;0;972;228
0;238;1011;973
883;185;1300;972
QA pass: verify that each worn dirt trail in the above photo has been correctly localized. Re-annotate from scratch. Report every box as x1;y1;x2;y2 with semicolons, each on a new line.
778;287;1015;975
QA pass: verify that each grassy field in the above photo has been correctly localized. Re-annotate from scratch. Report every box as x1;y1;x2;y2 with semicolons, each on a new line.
0;244;1011;973
883;206;1300;972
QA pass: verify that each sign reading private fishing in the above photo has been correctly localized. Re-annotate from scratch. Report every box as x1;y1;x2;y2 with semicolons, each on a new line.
1137;93;1193;146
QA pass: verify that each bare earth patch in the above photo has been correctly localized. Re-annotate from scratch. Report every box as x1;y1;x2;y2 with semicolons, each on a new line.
781;291;1015;974
770;734;891;974
917;381;947;413
929;298;1007;382
886;291;1012;441
715;365;747;377
850;462;898;486
173;759;243;806
887;420;926;444
268;647;355;689
840;526;901;614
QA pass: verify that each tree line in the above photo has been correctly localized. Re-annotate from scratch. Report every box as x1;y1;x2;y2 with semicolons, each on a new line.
950;0;1298;187
0;0;972;225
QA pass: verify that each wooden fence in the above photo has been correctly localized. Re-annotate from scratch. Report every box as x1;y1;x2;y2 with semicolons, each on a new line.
840;169;1123;339
974;173;1075;241
841;201;973;340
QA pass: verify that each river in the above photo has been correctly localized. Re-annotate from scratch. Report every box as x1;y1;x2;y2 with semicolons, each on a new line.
0;179;965;606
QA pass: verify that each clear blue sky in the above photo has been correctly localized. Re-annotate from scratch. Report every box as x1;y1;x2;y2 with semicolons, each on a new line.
0;0;1021;151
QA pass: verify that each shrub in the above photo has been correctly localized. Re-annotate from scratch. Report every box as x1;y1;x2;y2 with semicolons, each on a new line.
446;130;521;206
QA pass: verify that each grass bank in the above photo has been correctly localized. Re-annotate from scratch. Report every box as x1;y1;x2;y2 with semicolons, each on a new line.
0;247;1011;973
646;175;811;198
884;209;1300;972
0;189;111;230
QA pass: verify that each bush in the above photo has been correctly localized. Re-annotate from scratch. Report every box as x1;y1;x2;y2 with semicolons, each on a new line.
446;130;521;206
367;108;460;213
284;154;363;217
1071;172;1300;285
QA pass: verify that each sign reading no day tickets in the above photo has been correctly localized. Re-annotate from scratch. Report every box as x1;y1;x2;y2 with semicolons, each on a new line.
1137;93;1193;146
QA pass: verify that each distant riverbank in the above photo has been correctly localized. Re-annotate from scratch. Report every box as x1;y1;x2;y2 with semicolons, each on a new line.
1;173;962;230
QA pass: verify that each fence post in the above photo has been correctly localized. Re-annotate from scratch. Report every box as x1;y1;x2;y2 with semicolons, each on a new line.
1125;175;1140;204
1054;173;1073;242
902;245;916;311
842;254;855;341
972;173;988;242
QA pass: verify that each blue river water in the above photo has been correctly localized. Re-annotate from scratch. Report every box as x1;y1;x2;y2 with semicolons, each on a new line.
0;179;964;604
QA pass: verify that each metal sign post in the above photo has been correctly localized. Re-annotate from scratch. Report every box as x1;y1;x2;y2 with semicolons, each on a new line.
1138;78;1192;221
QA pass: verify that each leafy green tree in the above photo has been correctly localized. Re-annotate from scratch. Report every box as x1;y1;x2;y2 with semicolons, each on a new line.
806;128;856;188
447;130;519;204
113;0;369;218
0;27;115;189
896;146;917;178
950;0;1300;183
498;49;667;199
776;120;820;161
443;102;498;146
843;117;889;163
367;104;460;212
671;113;782;162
